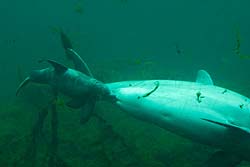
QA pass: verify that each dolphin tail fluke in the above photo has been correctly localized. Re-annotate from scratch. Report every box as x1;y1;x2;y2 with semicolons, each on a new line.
16;77;30;96
79;98;96;124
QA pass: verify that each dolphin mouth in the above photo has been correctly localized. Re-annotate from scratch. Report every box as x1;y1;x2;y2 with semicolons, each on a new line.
16;77;31;96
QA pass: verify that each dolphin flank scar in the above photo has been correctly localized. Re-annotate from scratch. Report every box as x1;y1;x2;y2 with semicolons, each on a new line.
142;81;160;98
196;91;205;103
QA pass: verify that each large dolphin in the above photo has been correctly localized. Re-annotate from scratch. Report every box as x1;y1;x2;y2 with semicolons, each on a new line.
16;32;250;166
107;73;250;166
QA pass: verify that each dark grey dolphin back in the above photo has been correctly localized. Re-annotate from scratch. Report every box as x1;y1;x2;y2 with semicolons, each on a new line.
60;30;97;124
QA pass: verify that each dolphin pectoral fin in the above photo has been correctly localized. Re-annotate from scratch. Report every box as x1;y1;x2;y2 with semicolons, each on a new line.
201;118;250;135
196;70;214;85
204;151;241;167
66;98;84;109
60;29;73;52
66;98;95;124
59;30;93;77
16;77;30;96
66;48;93;77
79;99;95;124
39;59;68;74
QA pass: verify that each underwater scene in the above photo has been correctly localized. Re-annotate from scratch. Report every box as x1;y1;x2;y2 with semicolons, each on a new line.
1;0;250;166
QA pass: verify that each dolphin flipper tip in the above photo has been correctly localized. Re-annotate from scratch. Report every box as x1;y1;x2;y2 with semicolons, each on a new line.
16;77;30;96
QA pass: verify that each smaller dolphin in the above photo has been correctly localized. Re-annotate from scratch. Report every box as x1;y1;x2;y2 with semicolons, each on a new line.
16;59;110;123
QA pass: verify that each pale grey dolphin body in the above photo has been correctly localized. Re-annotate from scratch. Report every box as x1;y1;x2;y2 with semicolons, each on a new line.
106;73;250;165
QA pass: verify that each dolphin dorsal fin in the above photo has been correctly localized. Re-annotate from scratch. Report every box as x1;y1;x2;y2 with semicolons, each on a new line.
196;70;214;85
39;59;68;74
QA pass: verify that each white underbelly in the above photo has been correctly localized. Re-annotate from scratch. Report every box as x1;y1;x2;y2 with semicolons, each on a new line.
116;98;229;147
